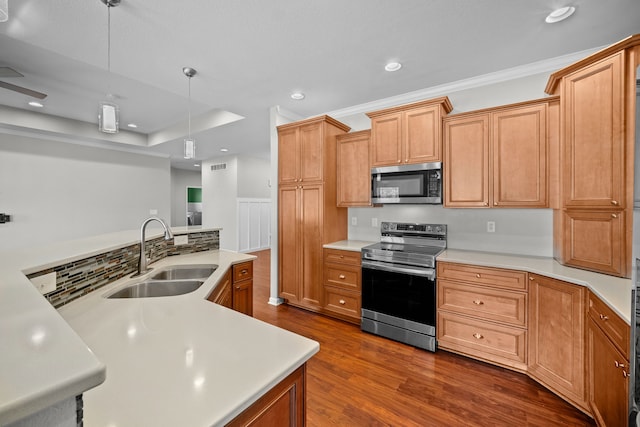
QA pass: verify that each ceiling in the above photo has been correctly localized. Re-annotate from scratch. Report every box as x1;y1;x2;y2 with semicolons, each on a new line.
1;0;639;170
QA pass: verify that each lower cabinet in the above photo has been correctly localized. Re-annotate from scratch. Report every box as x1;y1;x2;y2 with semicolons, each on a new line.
226;364;306;427
322;248;361;324
527;274;588;413
207;261;254;316
437;262;631;423
587;291;630;427
437;263;528;371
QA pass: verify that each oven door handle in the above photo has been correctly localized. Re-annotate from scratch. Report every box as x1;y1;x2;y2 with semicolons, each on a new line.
362;260;435;280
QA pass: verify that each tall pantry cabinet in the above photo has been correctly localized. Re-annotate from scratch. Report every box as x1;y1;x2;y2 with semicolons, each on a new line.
277;116;350;311
545;34;640;278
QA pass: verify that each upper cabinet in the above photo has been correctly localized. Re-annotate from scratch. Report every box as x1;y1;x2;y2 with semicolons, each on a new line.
336;130;371;207
366;97;453;167
443;98;557;208
278;116;351;185
545;34;640;277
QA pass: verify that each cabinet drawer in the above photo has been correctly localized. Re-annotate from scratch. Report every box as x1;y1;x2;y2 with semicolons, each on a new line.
437;311;527;369
324;248;361;266
437;262;528;291
324;263;360;291
438;279;527;327
324;286;361;321
233;261;253;282
588;292;630;358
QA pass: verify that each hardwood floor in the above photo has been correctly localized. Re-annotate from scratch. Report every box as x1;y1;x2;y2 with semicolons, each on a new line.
249;249;596;426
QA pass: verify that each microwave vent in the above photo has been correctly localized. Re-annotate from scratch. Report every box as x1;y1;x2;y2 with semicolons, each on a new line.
210;163;227;171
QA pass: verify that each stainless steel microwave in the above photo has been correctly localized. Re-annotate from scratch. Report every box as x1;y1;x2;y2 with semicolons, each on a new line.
371;162;442;204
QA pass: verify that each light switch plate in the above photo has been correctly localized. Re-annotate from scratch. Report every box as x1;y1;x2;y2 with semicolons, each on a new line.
31;272;57;294
174;235;189;246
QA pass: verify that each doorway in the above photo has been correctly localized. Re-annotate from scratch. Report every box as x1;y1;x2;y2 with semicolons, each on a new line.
187;186;202;226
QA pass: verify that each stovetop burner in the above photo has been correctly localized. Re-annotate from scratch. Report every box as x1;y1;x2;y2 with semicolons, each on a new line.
362;222;447;268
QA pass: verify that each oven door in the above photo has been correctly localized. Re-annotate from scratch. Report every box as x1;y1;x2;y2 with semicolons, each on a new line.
361;260;436;327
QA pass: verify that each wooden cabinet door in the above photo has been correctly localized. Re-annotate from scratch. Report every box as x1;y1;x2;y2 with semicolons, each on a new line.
492;104;547;207
443;114;490;207
370;112;402;166
404;105;441;163
233;279;253;317
300;185;323;308
528;275;587;412
562;52;625;208
336;130;371;207
207;269;232;309
562;210;624;276
278;127;299;185
588;317;629;427
299;122;323;183
278;186;300;303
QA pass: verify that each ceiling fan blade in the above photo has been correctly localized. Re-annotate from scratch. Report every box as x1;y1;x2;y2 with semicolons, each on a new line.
0;67;24;78
0;81;47;99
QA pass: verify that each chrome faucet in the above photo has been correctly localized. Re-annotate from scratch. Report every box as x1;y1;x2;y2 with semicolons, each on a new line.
132;217;173;277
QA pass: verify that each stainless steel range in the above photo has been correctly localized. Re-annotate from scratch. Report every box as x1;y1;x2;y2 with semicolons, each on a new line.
361;222;447;352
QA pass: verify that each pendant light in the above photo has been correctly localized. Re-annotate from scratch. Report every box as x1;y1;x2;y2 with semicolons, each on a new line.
98;0;120;134
183;67;197;159
0;0;8;22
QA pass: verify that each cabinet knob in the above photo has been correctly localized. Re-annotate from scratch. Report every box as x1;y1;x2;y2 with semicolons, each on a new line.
475;274;481;278
397;160;401;164
472;300;484;305
529;276;534;281
611;213;618;219
339;299;346;305
611;200;619;206
623;370;630;378
599;313;609;321
494;202;498;206
339;274;346;279
241;269;248;275
472;333;484;340
615;361;626;369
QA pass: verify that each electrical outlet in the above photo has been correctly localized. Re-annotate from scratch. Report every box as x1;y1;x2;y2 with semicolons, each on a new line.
31;272;57;294
173;235;189;246
487;221;496;233
372;218;378;227
351;217;358;226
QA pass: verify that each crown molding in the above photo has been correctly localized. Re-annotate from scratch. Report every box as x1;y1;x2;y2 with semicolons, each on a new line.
326;46;604;119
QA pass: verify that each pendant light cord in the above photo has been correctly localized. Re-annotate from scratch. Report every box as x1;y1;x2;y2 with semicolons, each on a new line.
106;4;112;97
188;76;192;138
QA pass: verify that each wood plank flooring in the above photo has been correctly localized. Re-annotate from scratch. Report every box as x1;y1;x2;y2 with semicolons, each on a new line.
249;249;596;426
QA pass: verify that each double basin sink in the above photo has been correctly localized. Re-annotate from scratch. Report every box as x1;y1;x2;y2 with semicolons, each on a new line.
107;264;218;299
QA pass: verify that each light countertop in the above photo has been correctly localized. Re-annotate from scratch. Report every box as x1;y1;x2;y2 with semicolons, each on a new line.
323;240;376;252
0;227;318;426
57;250;319;426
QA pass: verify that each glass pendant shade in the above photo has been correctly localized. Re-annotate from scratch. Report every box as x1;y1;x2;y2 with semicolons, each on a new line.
0;0;8;22
98;101;119;134
184;138;195;159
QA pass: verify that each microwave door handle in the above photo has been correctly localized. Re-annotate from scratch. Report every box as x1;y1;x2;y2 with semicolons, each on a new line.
362;260;435;280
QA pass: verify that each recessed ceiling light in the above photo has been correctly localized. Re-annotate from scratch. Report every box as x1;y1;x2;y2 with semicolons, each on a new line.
127;123;138;129
545;6;576;23
194;163;200;167
385;62;402;72
220;148;229;152
28;101;44;108
290;92;305;100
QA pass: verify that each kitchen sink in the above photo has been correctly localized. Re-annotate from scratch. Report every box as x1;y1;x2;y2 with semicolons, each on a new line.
149;264;218;281
107;279;205;299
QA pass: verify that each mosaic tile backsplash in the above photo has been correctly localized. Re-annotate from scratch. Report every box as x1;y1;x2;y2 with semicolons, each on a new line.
27;230;219;309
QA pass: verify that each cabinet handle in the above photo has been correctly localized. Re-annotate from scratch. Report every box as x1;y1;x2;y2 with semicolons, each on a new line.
472;333;484;340
529;276;534;281
475;274;481;278
339;255;344;258
339;299;346;305
397;160;401;164
611;213;618;218
615;361;626;369
339;274;346;279
494;202;498;206
611;200;619;206
484;202;489;206
599;313;609;321
623;370;630;378
241;269;248;275
472;300;484;305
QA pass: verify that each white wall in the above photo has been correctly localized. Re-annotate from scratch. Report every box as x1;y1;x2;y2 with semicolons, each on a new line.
170;168;201;227
0;133;171;251
335;71;555;257
202;155;271;251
